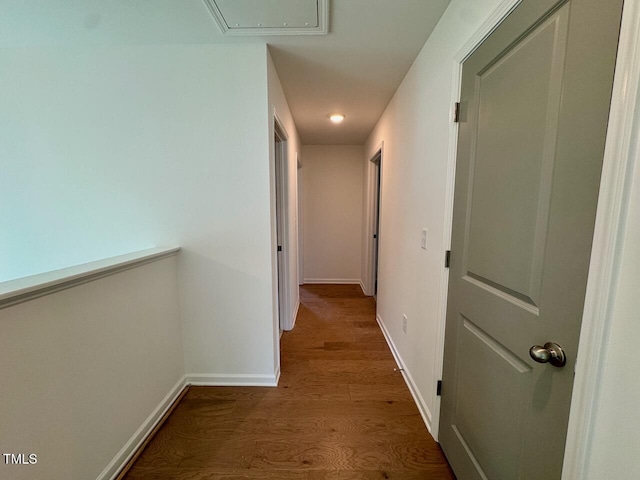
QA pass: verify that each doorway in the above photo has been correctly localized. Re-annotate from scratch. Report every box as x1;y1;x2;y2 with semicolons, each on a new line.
274;118;290;333
370;150;382;299
297;154;304;287
438;0;624;478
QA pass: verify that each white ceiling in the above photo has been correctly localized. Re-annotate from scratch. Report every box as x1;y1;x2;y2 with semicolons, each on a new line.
264;0;451;144
2;0;451;144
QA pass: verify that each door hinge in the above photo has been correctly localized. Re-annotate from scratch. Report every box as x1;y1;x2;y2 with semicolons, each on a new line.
277;245;282;252
373;234;377;239
437;380;443;396
445;250;451;268
453;102;461;123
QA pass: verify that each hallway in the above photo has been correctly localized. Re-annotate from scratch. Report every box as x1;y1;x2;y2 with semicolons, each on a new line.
123;285;455;479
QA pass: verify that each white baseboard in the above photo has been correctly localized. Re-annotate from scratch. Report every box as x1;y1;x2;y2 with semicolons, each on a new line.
101;369;280;479
99;375;188;480
376;314;434;432
303;278;362;284
186;372;279;387
358;279;366;295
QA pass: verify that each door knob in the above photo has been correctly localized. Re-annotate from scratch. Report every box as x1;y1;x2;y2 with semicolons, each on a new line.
529;342;566;367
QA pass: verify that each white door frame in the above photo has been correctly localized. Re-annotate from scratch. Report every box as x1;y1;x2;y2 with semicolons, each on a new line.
273;112;292;332
363;142;384;296
297;153;304;286
432;0;640;477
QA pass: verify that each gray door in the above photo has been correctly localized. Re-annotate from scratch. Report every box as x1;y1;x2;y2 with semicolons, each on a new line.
439;0;623;478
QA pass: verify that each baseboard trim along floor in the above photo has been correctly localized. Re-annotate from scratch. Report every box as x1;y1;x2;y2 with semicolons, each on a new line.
376;313;434;432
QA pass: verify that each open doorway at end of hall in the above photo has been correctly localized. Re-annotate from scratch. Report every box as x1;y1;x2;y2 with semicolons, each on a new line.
274;117;292;337
364;147;383;300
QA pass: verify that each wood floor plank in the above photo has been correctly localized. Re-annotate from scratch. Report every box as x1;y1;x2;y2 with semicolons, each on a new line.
125;466;309;480
122;284;454;479
305;359;399;373
284;371;406;387
348;384;415;403
175;471;310;479
130;425;190;469
178;439;257;469
308;470;454;479
229;398;419;420
250;440;452;471
171;398;238;420
161;416;390;444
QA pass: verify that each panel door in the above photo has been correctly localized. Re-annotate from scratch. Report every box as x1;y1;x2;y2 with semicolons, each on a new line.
439;0;623;478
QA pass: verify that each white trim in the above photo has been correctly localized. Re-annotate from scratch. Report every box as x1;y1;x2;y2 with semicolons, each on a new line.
186;373;279;387
202;0;328;36
562;0;640;476
362;141;384;297
273;109;290;141
303;278;362;285
289;298;301;330
297;152;305;287
0;246;180;310
431;0;528;441
272;110;293;337
376;314;433;432
358;279;366;296
98;375;188;480
455;0;524;65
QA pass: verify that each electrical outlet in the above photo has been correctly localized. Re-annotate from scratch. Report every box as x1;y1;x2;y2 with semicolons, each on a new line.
421;228;428;250
402;314;408;333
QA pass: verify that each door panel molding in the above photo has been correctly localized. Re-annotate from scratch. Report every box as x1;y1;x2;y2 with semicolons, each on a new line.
463;7;568;308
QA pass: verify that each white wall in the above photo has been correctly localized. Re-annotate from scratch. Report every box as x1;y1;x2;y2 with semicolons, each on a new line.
364;0;507;431
0;44;278;379
584;125;640;476
302;145;364;284
267;50;302;333
0;256;183;480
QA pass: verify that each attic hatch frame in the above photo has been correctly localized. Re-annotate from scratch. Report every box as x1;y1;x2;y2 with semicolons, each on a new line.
202;0;329;36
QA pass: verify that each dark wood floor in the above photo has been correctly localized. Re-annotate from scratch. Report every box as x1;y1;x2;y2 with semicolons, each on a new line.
123;284;455;479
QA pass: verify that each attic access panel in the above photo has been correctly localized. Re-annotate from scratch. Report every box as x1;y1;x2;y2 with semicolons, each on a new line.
204;0;328;35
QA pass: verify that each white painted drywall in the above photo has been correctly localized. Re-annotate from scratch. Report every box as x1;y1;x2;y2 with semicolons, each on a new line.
0;44;278;379
0;256;183;480
364;0;508;430
268;50;302;333
584;128;640;477
302;145;363;284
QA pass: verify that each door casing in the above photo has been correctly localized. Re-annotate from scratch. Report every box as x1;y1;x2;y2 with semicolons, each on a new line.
371;149;382;299
273;113;292;333
363;142;385;297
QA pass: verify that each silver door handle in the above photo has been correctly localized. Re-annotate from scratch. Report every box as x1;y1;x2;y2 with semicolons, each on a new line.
529;342;566;367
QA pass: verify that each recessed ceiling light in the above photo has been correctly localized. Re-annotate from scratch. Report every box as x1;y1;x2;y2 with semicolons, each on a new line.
329;114;345;124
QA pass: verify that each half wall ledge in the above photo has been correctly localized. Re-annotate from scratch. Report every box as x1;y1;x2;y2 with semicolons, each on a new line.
0;246;181;310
